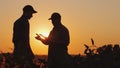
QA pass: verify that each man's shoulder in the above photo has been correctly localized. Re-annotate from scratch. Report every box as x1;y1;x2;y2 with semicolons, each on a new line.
61;25;69;31
14;17;27;25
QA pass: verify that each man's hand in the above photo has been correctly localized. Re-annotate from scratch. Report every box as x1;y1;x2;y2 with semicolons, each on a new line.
35;33;41;40
35;33;48;45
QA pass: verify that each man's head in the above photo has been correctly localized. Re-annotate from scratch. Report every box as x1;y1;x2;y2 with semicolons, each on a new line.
49;12;61;21
23;5;37;13
23;5;37;19
49;12;62;27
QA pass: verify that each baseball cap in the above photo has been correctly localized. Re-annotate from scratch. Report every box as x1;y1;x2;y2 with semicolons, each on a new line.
23;5;37;13
48;12;61;20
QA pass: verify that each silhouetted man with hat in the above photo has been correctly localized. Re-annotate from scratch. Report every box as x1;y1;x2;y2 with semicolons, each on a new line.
35;12;71;68
12;5;37;67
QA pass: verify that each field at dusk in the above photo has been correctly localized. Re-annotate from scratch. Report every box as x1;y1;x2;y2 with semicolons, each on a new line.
1;43;120;68
0;0;120;68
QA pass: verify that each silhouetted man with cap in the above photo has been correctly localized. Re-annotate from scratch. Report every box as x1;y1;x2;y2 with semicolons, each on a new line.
35;12;70;68
12;5;37;67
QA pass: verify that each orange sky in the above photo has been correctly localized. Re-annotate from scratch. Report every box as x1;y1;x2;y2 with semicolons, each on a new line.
0;0;120;55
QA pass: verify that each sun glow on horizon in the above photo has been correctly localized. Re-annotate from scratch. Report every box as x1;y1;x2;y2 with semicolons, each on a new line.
40;32;49;37
1;0;120;55
34;28;50;40
31;29;50;55
36;32;49;40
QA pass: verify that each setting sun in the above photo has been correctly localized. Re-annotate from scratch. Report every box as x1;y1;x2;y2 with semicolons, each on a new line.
34;27;50;38
36;32;49;40
40;32;49;37
34;28;50;40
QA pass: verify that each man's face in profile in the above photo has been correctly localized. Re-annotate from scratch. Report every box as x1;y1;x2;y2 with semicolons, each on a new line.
26;12;33;19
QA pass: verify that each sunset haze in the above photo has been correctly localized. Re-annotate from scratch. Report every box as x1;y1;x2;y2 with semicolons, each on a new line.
0;0;120;55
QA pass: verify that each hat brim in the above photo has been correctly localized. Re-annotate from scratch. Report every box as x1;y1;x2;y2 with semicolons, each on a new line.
32;10;37;13
48;18;51;20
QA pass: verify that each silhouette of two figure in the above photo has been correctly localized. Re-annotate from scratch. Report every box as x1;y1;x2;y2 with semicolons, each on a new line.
13;5;72;68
